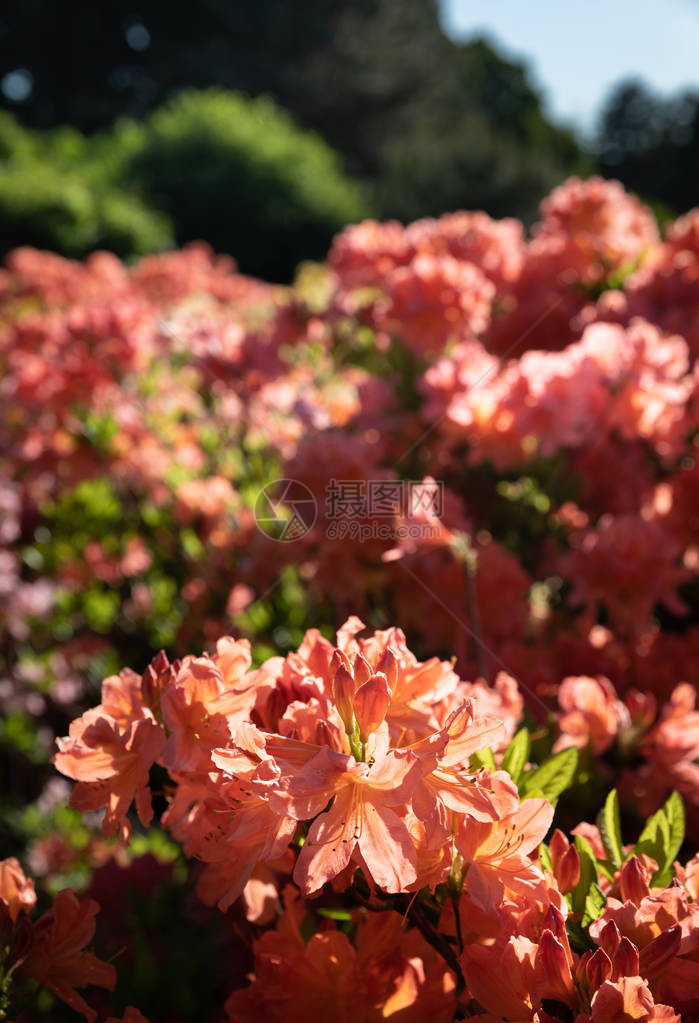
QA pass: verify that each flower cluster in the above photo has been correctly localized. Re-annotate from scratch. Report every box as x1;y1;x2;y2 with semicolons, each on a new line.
53;620;529;901
1;174;697;1020
37;619;699;1022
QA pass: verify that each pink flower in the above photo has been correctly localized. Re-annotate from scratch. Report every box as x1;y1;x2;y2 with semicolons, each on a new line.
54;711;165;840
554;675;623;755
533;176;659;285
161;657;229;771
272;743;422;894
20;889;116;1023
456;798;554;913
0;858;36;921
461;935;538;1020
329;218;413;291
410;701;519;845
589;977;680;1023
374;254;494;355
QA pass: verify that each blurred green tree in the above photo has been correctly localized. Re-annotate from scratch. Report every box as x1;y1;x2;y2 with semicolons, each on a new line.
0;0;583;226
0;112;174;258
120;89;369;280
596;79;699;216
0;94;367;279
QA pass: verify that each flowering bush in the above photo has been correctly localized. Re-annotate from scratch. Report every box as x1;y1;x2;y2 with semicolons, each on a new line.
1;175;697;1020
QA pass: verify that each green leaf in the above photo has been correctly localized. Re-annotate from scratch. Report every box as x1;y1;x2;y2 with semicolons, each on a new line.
82;588;120;633
520;746;578;802
470;747;496;771
571;834;598;916
597;790;624;867
522;787;546;800
634;808;670;871
595;859;616;882
501;728;530;785
662;791;686;865
566;920;595;955
538;843;553;873
316;908;352;921
181;527;205;560
582;882;607;927
643;792;686;886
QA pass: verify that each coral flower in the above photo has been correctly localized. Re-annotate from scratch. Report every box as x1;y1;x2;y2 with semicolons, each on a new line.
554;675;622;755
0;857;36;921
20;889;116;1023
410;701;519;844
160;656;230;771
54;710;165;839
273;743;423;894
588;977;680;1023
456;798;554;912
461;935;538;1020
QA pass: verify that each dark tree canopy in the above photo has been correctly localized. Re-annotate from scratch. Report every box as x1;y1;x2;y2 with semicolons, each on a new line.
0;0;583;225
597;79;699;216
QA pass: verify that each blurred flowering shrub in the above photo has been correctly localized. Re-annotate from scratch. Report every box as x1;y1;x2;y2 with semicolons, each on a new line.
0;175;697;1020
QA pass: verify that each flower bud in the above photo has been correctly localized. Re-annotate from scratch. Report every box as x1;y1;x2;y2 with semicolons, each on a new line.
541;905;573;966
445;701;475;739
330;649;351;675
550;830;581;894
375;647;398;691
534;930;577;1007
619;856;650;906
142;650;173;719
550;828;570;871
575;950;592;988
586;948;612;993
597;919;621;960
354;672;392;743
333;664;356;733
263;686;287;732
624;690;656;730
612;937;640;980
315;720;335;748
558;845;581;894
352;652;373;687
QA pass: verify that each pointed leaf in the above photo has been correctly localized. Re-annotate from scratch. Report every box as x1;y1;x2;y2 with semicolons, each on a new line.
571;834;598;916
566;920;595;955
662;791;685;864
651;792;685;886
521;746;578;801
597;790;624;867
582;882;607;927
596;859;616;882
539;842;553;874
501;727;530;785
634;807;670;873
469;746;496;771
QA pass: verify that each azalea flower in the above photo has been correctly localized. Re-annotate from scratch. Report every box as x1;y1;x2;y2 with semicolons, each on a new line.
54;710;165;839
226;888;456;1023
456;798;554;913
0;857;36;921
410;701;519;845
272;742;423;894
19;889;116;1023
